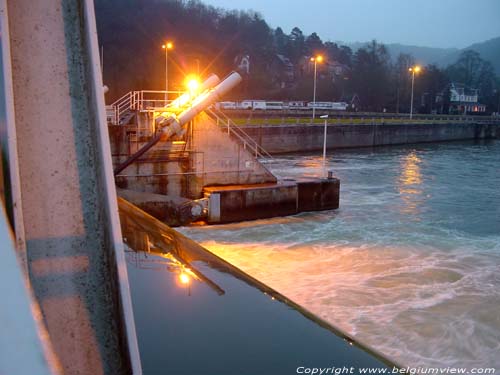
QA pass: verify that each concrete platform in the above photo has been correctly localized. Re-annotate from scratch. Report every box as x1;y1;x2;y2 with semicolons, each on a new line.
203;177;340;224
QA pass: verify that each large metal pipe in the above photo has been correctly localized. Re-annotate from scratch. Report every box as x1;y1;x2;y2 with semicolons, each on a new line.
114;72;242;176
175;71;242;126
154;74;220;131
165;73;220;110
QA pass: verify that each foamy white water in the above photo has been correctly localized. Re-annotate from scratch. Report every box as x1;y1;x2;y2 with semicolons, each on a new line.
180;141;500;369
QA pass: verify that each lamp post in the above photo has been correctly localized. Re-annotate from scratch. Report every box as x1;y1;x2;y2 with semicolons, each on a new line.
409;65;421;120
310;55;323;121
162;41;173;102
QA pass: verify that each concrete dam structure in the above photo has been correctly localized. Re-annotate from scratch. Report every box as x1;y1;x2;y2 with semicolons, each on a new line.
108;74;340;226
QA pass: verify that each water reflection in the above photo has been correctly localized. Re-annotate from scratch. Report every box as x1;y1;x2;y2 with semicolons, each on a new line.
398;151;424;216
295;156;325;177
119;197;225;296
119;198;393;374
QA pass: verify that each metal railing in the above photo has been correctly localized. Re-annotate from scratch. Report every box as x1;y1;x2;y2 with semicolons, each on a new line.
109;90;185;125
206;108;273;161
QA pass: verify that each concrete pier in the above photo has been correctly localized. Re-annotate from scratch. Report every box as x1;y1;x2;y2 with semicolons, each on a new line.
204;178;340;224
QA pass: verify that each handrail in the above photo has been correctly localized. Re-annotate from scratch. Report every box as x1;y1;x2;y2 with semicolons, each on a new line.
109;90;187;125
206;108;273;161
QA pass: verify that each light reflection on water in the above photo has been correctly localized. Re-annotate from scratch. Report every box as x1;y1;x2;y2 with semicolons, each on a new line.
398;151;424;216
180;141;500;369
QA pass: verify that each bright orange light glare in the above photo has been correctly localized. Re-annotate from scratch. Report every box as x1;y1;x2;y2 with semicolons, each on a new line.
179;272;190;285
409;65;422;73
162;42;173;50
187;79;200;92
316;55;323;63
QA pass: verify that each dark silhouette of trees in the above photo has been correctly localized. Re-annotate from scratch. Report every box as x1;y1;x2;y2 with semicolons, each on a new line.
274;27;288;55
389;53;414;113
305;32;324;56
350;41;391;111
95;0;499;112
419;64;450;114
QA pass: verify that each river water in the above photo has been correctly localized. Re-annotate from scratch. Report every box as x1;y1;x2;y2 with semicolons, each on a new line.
179;140;500;370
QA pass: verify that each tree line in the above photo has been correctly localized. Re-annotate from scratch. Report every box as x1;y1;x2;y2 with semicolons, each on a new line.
95;0;500;113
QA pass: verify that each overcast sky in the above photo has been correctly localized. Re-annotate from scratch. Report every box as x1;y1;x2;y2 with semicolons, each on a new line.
201;0;500;49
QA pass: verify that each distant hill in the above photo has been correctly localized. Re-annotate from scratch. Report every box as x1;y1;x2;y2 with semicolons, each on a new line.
386;44;458;65
344;37;500;75
438;37;500;73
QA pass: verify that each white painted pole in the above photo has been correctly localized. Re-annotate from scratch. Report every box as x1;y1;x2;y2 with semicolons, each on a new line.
312;60;317;121
323;119;327;174
321;115;328;177
410;70;415;120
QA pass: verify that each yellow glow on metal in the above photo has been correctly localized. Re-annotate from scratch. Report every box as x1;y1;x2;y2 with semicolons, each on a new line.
172;94;191;108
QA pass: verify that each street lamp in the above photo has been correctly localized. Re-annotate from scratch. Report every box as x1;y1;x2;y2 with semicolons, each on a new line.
310;55;323;121
409;65;421;120
162;41;173;102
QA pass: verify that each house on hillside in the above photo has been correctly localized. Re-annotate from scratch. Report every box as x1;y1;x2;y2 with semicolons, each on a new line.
302;57;350;83
338;93;361;111
326;60;350;82
234;54;250;75
436;83;486;114
269;54;294;89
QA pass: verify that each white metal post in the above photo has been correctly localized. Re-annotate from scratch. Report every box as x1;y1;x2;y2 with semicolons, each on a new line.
323;119;327;173
321;115;328;177
410;70;415;120
312;59;317;121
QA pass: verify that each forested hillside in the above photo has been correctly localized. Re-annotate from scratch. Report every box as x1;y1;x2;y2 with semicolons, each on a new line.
95;0;500;113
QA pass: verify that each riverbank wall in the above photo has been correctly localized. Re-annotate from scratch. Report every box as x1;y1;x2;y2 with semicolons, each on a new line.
238;122;500;154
